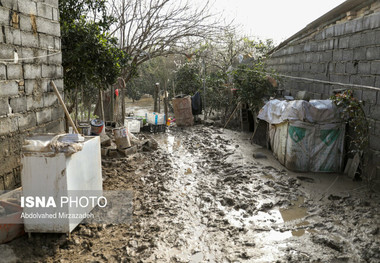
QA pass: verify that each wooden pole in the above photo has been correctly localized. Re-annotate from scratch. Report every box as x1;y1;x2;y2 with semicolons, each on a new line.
224;101;241;129
121;79;126;126
50;81;79;134
154;83;159;112
164;80;168;124
99;89;105;123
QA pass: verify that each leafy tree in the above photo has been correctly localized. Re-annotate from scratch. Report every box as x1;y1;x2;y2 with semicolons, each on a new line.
59;0;127;114
233;61;277;111
174;63;202;96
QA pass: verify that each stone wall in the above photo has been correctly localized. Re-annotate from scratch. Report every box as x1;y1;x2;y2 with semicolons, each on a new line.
266;4;380;181
0;0;64;190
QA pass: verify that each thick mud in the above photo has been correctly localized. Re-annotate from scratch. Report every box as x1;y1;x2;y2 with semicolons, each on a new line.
1;125;380;263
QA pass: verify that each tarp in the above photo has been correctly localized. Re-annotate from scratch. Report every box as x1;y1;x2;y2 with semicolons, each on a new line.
257;99;341;124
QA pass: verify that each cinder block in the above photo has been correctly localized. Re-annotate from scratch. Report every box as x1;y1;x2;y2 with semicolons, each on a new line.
39;34;54;49
349;34;362;49
350;75;362;86
35;17;60;36
20;31;39;48
43;0;59;8
43;92;57;107
354;17;364;32
37;2;53;19
26;95;44;111
325;26;334;38
52;7;59;21
366;47;380;60
36;107;52;124
371;105;380;120
344;20;356;34
41;64;56;78
56;65;63;78
0;97;10;116
10;96;27;113
334;23;345;36
339;36;350;49
0;81;19;97
0;0;18;10
23;64;41;79
371;61;380;74
345;62;358;74
44;119;64;133
3;26;21;45
0;7;10;26
354;47;367;60
361;76;376;87
333;50;343;61
363;89;377;105
0;43;14;59
54;37;60;50
342;50;354;61
0;116;18;135
18;112;37;130
48;52;62;64
51;106;63;120
52;78;63;91
18;0;36;15
330;74;349;84
361;31;377;46
6;64;23;79
0;64;6;79
320;51;332;62
375;120;380;136
363;13;380;29
19;13;33;32
370;134;380;151
335;62;345;74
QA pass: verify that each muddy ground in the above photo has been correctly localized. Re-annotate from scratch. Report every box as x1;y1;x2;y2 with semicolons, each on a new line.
1;101;380;262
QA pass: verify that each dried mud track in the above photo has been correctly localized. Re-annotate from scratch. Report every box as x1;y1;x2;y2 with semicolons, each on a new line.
3;125;380;263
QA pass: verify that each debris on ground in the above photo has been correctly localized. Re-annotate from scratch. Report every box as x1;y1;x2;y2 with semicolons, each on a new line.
3;125;379;263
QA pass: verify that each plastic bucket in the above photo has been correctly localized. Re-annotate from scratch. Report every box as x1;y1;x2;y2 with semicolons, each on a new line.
113;127;131;149
90;119;104;135
78;124;91;136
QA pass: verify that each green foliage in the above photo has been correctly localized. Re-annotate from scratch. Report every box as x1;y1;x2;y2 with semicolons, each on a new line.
233;62;277;111
60;0;127;106
205;71;236;117
174;63;202;96
330;90;369;154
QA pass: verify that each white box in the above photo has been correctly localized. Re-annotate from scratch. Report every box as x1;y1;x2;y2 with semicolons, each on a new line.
21;135;103;233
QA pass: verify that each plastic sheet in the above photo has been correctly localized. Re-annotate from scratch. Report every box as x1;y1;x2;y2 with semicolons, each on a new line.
258;99;341;124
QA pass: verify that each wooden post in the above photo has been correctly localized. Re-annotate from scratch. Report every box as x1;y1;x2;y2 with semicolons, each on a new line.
120;78;126;126
110;85;114;122
164;80;168;124
50;81;79;134
224;101;241;129
154;83;159;112
99;89;105;123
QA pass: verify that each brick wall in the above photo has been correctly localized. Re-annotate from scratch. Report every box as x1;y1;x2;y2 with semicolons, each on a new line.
0;0;64;190
266;5;380;182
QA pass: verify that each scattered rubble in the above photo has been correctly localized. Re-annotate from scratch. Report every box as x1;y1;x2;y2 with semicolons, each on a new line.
2;125;380;262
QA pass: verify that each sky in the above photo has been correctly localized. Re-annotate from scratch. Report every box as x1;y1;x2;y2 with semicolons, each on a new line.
207;0;346;44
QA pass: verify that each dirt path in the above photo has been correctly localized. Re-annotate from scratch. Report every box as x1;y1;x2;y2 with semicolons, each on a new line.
2;125;380;263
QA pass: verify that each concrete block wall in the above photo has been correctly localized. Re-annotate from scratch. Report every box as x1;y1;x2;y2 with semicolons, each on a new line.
266;9;380;182
0;0;64;190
